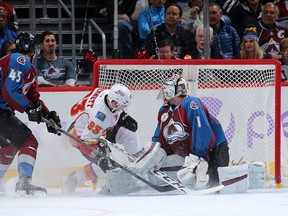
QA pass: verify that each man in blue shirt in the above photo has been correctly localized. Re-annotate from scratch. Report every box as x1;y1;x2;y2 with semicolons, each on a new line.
138;0;166;39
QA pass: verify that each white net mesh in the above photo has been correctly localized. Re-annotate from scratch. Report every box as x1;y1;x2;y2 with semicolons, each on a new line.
95;59;287;187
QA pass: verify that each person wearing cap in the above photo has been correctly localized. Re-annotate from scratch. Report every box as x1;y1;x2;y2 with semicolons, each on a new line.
0;0;18;32
238;25;272;59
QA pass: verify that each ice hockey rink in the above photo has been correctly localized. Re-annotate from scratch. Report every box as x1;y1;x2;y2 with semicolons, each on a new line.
1;185;288;216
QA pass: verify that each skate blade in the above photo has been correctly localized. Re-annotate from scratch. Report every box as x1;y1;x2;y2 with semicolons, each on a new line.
15;190;47;198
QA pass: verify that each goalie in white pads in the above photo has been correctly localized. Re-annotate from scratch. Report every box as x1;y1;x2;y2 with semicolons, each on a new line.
151;74;231;190
62;84;142;194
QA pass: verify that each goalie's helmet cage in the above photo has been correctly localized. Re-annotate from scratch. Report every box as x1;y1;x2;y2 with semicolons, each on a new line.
108;84;132;111
15;32;40;56
162;75;188;100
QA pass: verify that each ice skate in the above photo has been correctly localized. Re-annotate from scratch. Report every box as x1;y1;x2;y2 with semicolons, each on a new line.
62;172;78;194
15;176;47;197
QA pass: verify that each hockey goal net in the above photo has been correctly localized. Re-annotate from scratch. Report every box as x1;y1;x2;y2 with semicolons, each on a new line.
94;59;286;188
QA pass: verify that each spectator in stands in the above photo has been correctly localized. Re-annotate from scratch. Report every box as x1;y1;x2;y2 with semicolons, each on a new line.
279;38;288;81
118;0;149;58
230;0;263;39
275;0;288;29
255;2;288;58
209;3;240;59
0;0;18;32
181;0;203;34
0;38;15;57
150;39;179;59
143;3;194;58
0;7;17;48
238;25;272;59
138;0;166;40
37;31;77;87
185;25;223;59
219;0;240;18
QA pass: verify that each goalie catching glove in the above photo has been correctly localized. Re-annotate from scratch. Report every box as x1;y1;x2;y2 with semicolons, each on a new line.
177;154;209;190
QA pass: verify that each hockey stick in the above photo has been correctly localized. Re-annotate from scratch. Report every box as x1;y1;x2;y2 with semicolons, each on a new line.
42;117;177;193
106;140;224;195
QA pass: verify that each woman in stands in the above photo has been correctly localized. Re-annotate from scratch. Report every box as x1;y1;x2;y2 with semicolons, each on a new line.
239;25;272;59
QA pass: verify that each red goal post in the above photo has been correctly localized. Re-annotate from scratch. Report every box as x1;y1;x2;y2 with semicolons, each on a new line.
94;59;284;188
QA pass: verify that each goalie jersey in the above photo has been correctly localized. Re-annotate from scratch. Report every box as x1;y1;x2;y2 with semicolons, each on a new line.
152;96;227;161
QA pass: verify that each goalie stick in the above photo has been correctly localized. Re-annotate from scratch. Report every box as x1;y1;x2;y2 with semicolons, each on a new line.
106;140;224;195
42;117;177;193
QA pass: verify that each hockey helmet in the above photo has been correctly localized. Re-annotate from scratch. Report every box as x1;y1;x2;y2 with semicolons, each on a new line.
159;74;188;100
15;32;40;56
108;84;132;111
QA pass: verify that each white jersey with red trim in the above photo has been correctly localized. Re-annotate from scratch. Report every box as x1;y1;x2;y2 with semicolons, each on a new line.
70;88;122;142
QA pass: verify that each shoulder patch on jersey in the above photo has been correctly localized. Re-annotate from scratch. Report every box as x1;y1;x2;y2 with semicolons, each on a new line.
96;111;106;122
190;100;198;110
17;56;26;65
161;113;169;122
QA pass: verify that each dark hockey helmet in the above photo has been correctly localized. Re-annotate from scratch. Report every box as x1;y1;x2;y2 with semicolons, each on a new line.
15;32;40;56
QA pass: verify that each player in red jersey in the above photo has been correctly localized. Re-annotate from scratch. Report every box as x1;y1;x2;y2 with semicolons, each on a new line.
0;32;61;196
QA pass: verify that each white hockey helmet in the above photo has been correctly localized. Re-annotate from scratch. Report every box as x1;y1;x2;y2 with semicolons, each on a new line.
158;74;188;100
108;84;132;111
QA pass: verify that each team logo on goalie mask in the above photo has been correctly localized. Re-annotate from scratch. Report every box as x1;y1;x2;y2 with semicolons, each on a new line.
163;119;189;144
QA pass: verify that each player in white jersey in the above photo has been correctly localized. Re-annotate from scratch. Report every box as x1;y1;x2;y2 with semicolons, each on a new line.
62;84;141;194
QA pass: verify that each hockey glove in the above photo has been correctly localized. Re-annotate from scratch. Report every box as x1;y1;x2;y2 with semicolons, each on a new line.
26;102;43;123
117;111;138;132
177;154;209;190
45;111;62;135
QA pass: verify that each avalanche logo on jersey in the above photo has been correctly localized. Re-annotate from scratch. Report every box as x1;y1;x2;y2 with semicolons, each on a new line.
163;119;189;144
96;111;106;122
190;100;198;109
17;56;26;65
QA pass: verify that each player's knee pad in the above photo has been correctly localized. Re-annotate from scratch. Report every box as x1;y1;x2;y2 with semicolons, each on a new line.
129;142;167;175
248;161;265;189
19;134;38;158
148;154;184;186
102;168;143;195
218;164;249;194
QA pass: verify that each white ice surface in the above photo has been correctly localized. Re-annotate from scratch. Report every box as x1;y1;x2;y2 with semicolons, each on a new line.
1;183;288;216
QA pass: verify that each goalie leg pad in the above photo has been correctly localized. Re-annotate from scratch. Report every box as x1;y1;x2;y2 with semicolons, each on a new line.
129;142;167;175
218;164;249;194
101;168;143;195
148;154;184;186
248;161;265;189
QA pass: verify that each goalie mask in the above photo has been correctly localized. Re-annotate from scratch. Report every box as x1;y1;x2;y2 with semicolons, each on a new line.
108;84;132;111
158;74;188;100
